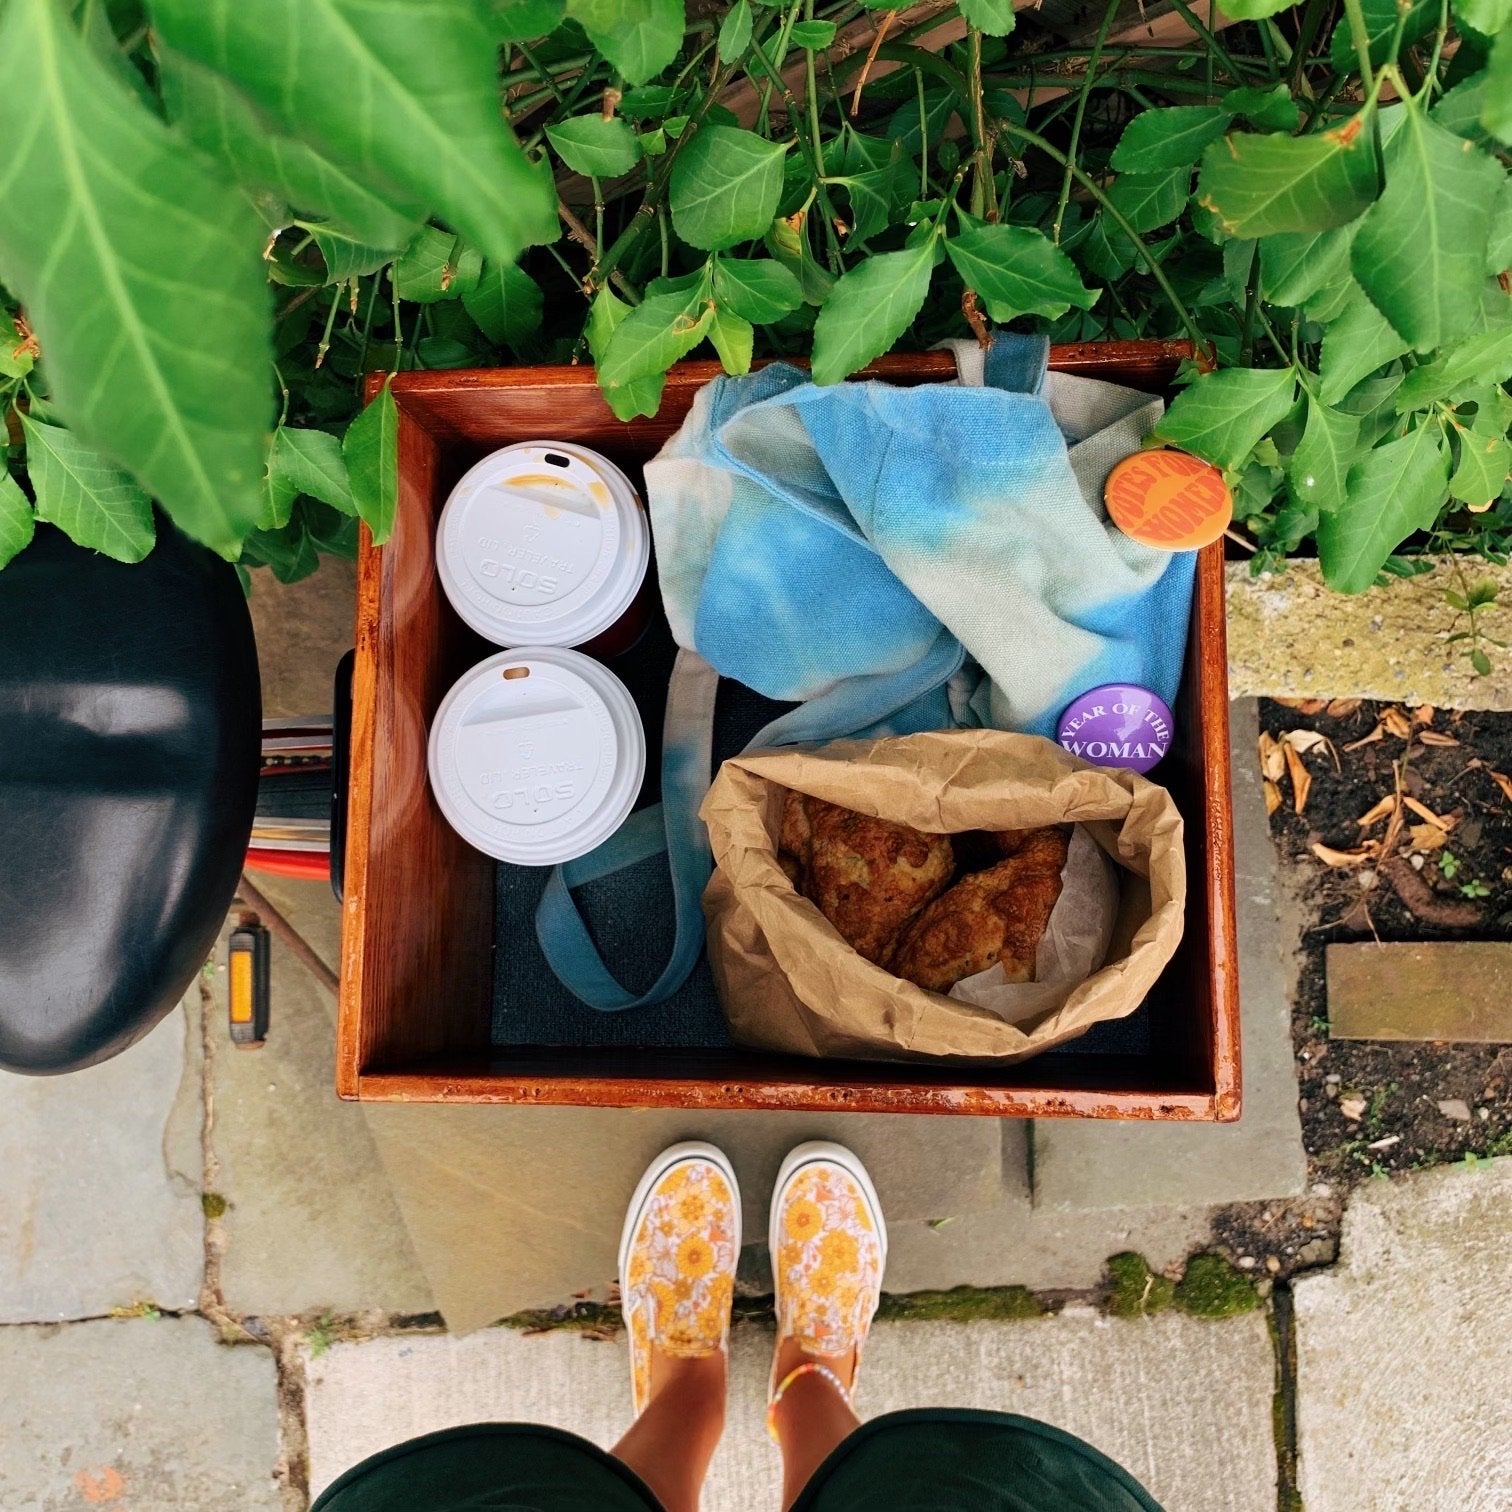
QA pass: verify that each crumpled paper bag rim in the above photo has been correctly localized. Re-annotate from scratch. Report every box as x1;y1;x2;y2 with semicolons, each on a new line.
699;730;1187;1064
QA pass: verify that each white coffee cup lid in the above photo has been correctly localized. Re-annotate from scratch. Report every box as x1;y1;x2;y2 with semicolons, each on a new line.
436;441;649;648
428;648;646;866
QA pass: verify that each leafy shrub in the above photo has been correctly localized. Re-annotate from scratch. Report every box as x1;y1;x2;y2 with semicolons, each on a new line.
0;0;1508;593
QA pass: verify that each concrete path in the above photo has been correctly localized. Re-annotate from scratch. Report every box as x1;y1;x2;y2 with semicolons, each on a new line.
0;1315;281;1509
304;1311;1279;1512
1293;1157;1512;1511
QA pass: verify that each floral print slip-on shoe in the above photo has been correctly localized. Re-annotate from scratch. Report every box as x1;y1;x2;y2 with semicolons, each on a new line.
769;1142;888;1393
618;1142;742;1417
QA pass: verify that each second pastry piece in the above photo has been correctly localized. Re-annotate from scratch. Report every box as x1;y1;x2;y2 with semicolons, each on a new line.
890;826;1070;993
781;791;954;964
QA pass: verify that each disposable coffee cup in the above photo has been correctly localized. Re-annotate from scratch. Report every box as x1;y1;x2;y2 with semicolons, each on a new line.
428;647;646;866
436;441;651;652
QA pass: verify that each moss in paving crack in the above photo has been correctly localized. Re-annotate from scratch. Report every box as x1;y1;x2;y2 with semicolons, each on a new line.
201;1191;228;1219
877;1286;1045;1322
1103;1252;1175;1319
1173;1252;1260;1318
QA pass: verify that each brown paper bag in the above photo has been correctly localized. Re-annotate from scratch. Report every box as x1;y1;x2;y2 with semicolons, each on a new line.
699;731;1186;1064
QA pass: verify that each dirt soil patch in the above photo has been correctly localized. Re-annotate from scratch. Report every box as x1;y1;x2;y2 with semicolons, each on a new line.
1258;696;1512;1191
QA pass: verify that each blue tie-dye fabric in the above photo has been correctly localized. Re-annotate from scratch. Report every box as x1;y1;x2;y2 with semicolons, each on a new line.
535;336;1197;1009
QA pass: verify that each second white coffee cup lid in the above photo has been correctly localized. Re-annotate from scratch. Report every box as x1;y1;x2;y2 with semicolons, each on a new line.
437;441;648;648
428;647;646;866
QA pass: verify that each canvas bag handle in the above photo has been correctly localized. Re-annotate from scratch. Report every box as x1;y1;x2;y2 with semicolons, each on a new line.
534;336;1050;1011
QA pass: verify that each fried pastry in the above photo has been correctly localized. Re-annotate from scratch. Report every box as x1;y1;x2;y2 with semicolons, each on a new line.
889;826;1070;993
779;791;955;964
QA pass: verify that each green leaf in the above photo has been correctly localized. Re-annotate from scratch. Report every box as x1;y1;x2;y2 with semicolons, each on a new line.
945;223;1098;322
671;126;788;250
1106;168;1190;233
765;219;835;305
1150;366;1298;471
491;0;566;40
711;257;804;322
718;0;752;60
147;0;556;265
1396;317;1512;408
1076;215;1137;280
1216;0;1291;17
463;262;544;350
247;515;319;583
1222;84;1301;132
344;378;399;545
569;0;685;84
1489;177;1512;276
1318;423;1449;592
0;469;35;570
708;307;754;374
1486;25;1512;146
1351;105;1502;352
599;271;716;388
259;460;298;530
587;288;665;420
958;0;1016;33
271;427;355;515
812;242;935;385
311;227;405;283
1449;413;1512;505
1260;225;1358;308
1111;107;1232;172
157;46;419;249
545;113;643;177
1197;118;1376;237
392;227;482;302
830;171;895;244
1431;72;1492;145
1289;394;1362;508
1330;0;1436;70
0;0;270;556
21;417;155;563
789;19;836;46
1318;290;1411;403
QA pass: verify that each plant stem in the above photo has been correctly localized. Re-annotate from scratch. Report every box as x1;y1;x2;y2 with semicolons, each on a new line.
1163;0;1249;83
1052;0;1119;246
804;0;827;179
966;26;996;220
1238;241;1262;367
1000;118;1207;352
1340;0;1376;92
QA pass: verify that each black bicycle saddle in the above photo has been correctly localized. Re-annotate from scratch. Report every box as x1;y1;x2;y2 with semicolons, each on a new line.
0;521;259;1073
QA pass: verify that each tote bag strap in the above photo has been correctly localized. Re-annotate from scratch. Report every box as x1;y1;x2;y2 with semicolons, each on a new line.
533;334;1044;1011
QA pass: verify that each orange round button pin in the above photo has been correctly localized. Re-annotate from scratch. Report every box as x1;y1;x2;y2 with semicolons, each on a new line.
1104;449;1232;550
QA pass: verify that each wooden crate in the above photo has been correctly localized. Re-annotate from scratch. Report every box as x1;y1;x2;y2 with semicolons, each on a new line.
338;344;1240;1120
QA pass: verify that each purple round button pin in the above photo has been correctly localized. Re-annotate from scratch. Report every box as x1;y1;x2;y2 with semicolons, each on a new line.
1057;684;1174;775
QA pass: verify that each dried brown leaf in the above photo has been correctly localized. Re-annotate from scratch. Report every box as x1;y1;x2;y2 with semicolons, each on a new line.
1407;822;1448;852
1356;795;1397;828
1311;841;1379;868
1258;731;1286;783
1263;779;1282;816
1412;705;1435;725
1402;795;1452;830
1487;770;1512;804
1276;697;1328;714
1382;707;1413;739
1285;727;1341;771
1344;724;1386;752
1416;731;1460;747
1325;697;1363;718
1284;742;1312;814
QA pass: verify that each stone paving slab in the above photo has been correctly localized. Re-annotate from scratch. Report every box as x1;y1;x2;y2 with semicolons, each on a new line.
1030;699;1308;1211
0;1003;203;1323
1293;1157;1512;1511
1327;940;1512;1042
1226;559;1512;711
364;1103;1008;1332
211;873;434;1318
305;1311;1277;1511
0;1315;282;1509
